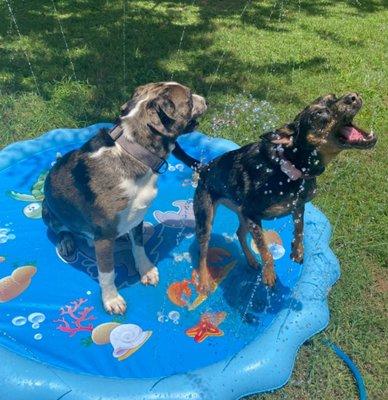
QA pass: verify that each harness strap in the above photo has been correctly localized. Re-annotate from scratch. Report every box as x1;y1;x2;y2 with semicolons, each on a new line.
276;146;308;181
108;125;168;174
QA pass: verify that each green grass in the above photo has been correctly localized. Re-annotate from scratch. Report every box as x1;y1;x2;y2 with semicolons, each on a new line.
0;1;387;398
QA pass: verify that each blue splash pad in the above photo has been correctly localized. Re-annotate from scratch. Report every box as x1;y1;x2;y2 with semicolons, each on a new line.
0;124;340;400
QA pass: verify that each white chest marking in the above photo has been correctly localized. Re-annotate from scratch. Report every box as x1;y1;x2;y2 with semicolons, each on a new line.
116;171;158;236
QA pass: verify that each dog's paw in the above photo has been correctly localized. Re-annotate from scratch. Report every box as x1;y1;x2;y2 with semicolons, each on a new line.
103;293;127;315
141;267;159;286
291;243;304;264
263;267;276;287
197;271;214;295
57;233;75;258
197;280;213;295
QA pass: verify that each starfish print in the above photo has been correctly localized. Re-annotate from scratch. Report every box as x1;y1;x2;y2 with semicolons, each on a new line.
185;312;227;343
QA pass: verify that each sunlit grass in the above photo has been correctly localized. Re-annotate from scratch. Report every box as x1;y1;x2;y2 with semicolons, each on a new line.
0;0;387;398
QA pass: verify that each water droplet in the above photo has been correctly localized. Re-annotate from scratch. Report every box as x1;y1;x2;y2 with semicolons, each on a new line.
28;312;46;324
34;333;43;340
168;165;176;172
32;323;40;329
12;316;27;326
86;290;92;295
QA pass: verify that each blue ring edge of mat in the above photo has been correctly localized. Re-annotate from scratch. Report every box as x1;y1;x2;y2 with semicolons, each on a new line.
0;123;340;400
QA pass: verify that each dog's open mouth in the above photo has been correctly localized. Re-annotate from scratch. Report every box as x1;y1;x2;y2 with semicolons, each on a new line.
337;123;377;149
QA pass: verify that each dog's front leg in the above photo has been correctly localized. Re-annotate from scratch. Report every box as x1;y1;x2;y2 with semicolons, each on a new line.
95;238;127;315
193;189;215;295
291;206;304;263
248;220;276;287
130;222;159;286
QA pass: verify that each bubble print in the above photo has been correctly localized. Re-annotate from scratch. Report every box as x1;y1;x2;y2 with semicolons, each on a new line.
168;311;180;324
0;228;16;244
12;316;27;326
28;312;46;324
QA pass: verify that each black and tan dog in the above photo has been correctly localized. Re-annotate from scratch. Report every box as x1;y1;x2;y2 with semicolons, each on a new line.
193;93;377;294
43;82;207;314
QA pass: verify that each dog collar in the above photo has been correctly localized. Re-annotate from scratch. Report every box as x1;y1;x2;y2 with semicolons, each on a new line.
108;125;168;174
276;147;305;181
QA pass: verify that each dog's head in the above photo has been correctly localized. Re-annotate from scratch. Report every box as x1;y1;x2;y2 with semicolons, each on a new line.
263;93;378;177
270;93;377;152
120;82;207;139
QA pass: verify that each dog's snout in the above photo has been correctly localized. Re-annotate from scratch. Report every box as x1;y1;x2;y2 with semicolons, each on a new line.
192;93;208;117
344;92;362;106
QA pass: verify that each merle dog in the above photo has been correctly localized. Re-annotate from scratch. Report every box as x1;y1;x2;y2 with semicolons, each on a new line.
43;82;207;314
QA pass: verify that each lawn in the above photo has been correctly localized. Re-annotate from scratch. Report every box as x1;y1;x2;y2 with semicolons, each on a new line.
0;0;387;398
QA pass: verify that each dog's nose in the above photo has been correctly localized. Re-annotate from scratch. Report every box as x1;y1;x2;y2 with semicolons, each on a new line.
344;92;362;105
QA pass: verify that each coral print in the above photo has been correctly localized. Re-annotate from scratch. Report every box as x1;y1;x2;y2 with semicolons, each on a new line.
54;298;96;337
186;312;227;343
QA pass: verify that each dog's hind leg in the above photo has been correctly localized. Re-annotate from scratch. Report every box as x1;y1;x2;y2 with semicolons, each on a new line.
247;219;276;287
193;187;216;295
42;199;75;258
236;215;260;269
95;238;126;315
130;221;159;286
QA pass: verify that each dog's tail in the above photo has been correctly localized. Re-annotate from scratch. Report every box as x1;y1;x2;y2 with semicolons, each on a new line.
172;142;203;171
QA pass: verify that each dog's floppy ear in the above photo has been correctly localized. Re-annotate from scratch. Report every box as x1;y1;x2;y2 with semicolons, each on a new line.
146;93;178;136
268;124;295;147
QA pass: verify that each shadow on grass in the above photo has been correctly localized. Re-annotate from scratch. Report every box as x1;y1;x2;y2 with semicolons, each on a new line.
0;0;383;133
0;0;354;111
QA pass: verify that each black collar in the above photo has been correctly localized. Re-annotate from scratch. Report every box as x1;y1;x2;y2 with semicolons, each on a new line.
108;125;168;174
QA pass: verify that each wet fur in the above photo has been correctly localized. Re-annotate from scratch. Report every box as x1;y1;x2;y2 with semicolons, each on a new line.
193;93;377;293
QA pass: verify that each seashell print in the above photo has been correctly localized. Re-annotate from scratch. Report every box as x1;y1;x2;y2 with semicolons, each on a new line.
109;324;152;361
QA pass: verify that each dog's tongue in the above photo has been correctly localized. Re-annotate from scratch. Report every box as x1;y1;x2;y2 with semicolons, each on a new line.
340;126;365;142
